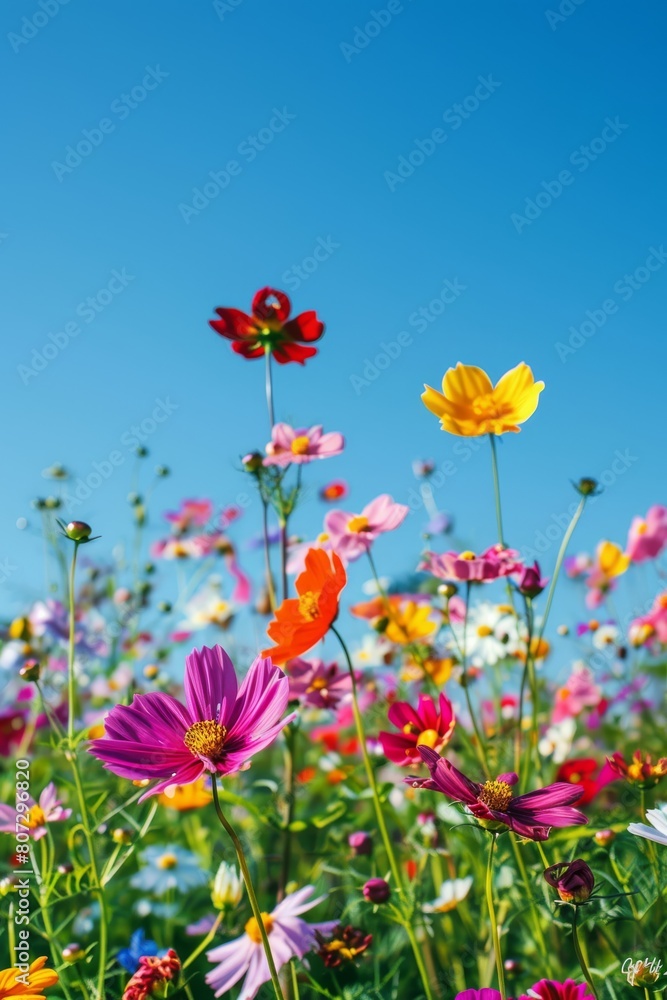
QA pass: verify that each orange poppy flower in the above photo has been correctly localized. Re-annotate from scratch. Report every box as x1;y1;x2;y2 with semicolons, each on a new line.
262;548;346;664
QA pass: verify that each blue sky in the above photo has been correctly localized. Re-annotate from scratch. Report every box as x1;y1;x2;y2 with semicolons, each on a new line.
3;1;666;661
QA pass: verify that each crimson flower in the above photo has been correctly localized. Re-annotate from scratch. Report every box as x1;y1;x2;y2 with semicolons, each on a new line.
410;747;587;841
379;693;455;766
209;287;324;364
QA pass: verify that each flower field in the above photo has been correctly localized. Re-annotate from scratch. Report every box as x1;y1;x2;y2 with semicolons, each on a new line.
1;287;665;1000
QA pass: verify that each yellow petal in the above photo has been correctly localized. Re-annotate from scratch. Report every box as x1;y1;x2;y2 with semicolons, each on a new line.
442;363;493;403
493;362;545;424
421;384;447;418
597;540;630;577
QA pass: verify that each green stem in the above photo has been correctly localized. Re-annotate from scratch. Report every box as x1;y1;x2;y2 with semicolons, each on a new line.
291;960;300;999
536;497;587;648
572;906;599;1000
182;912;223;969
461;582;491;777
489;435;506;547
279;518;289;604
509;835;553;977
485;834;506;1000
67;540;80;743
279;724;297;900
261;499;277;613
331;624;436;1000
210;780;285;1000
265;348;275;428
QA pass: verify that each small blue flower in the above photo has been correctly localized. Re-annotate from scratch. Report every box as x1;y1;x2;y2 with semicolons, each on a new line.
130;844;208;896
117;928;160;974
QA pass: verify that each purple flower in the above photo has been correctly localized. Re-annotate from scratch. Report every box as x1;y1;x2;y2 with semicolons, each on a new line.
543;859;595;902
287;657;352;710
362;878;391;904
88;645;295;800
206;885;336;999
348;831;372;856
408;747;588;842
518;980;595;1000
515;561;548;598
456;991;502;1000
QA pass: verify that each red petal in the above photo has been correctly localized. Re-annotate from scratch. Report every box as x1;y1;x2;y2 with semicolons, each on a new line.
284;311;324;343
252;287;291;322
231;340;265;360
272;342;318;365
209;308;255;341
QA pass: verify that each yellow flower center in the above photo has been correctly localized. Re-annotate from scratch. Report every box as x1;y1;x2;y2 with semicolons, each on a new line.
298;591;320;621
348;515;370;533
636;520;648;536
459;550;476;560
476;624;493;637
291;435;311;455
317;532;329;544
245;912;274;943
416;728;441;749
25;805;46;830
471;393;505;419
183;720;227;760
307;677;327;692
478;779;513;811
157;853;178;869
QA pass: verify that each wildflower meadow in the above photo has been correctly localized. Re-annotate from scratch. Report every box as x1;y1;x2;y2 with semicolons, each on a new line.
1;285;666;1000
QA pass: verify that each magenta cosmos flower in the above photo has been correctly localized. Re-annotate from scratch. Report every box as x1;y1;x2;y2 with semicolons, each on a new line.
262;423;344;468
206;885;336;999
379;693;455;766
409;747;587;841
287;657;352;710
325;494;409;563
626;505;667;563
518;981;595;1000
89;645;295;800
0;782;71;841
420;544;522;583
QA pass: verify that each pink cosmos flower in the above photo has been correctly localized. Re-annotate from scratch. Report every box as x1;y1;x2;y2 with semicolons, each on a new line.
164;499;213;534
325;494;409;563
206;885;336;999
552;665;603;723
564;554;592;578
0;782;71;841
456;991;502;1000
421;545;522;583
629;592;667;647
89;645;295;800
626;505;667;563
518;981;595;1000
287;658;353;710
409;747;587;841
379;694;455;766
262;423;344;467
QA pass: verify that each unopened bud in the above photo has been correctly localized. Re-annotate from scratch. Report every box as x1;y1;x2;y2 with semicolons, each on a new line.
594;829;616;847
362;878;391;904
65;521;92;541
62;944;85;963
575;477;600;497
19;659;41;682
143;664;159;680
112;828;132;845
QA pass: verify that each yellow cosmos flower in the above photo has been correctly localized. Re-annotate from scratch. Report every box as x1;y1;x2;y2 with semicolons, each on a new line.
385;602;436;645
158;777;213;810
422;362;544;437
0;957;58;999
596;540;630;578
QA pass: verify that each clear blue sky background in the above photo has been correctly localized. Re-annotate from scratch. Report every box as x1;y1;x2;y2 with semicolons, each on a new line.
3;1;666;664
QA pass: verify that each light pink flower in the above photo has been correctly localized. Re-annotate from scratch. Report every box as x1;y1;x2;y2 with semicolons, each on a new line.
626;505;667;563
325;494;409;563
262;423;344;467
421;545;522;583
552;665;603;723
89;645;295;800
0;782;71;841
287;658;352;710
164;499;213;533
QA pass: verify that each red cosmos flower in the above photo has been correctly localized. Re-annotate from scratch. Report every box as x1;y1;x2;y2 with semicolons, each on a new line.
379;693;455;766
556;758;618;806
209;287;324;365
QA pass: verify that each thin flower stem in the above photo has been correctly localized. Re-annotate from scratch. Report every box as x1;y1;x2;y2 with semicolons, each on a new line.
262;499;277;613
330;624;436;1000
509;836;553;978
489;435;506;547
182;912;223;970
572;906;600;1000
210;780;285;1000
279;518;289;603
67;540;80;744
291;960;300;1000
265;348;276;429
485;834;506;1000
536;497;587;647
278;723;297;901
461;582;491;778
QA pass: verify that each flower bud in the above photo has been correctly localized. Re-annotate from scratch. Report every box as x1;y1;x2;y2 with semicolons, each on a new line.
373;616;389;634
62;943;85;963
57;864;74;875
135;446;149;458
158;601;172;613
112;828;132;845
19;658;41;682
348;831;372;856
504;959;522;974
44;496;62;509
143;664;159;680
437;583;458;598
65;521;92;541
556;624;569;636
593;829;616;847
211;862;243;909
575;477;600;497
628;961;661;987
242;452;264;473
155;465;170;477
362;878;391;904
516;561;548;599
544;859;595;903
